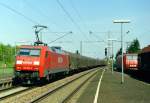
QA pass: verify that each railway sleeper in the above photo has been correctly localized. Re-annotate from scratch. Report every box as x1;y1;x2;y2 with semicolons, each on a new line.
0;82;12;90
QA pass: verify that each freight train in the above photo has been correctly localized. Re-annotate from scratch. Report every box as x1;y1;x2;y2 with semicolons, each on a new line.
116;53;138;71
138;45;150;71
13;25;106;84
14;45;106;84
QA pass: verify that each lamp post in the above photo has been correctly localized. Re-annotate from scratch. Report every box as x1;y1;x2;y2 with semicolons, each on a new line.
108;39;117;74
113;20;130;84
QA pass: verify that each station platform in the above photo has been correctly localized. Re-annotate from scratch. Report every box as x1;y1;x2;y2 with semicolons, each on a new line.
77;67;150;103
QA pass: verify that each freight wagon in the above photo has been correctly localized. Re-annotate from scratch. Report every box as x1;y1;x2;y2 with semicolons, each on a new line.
138;45;150;71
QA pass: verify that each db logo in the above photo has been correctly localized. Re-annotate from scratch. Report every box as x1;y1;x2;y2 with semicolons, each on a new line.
58;57;63;63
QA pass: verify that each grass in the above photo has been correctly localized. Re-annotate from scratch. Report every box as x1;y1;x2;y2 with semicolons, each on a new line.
0;61;14;79
0;67;14;79
0;61;14;67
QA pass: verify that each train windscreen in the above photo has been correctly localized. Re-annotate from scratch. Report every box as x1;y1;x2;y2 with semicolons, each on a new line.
127;55;137;60
18;48;41;56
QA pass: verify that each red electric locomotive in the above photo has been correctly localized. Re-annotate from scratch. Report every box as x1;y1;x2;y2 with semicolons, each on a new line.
116;53;138;71
15;45;69;83
14;25;70;83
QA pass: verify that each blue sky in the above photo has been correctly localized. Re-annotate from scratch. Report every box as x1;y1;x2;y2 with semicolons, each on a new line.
0;0;149;58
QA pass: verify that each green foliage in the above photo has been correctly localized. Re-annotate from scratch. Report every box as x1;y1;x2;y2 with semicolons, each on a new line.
0;43;16;67
127;38;140;53
0;68;14;78
115;48;122;59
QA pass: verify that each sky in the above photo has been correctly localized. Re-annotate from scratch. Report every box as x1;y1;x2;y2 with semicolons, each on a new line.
0;0;149;59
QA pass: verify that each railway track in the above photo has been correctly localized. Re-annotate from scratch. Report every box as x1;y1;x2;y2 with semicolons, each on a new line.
0;86;33;100
0;67;102;103
29;68;101;103
0;86;15;93
61;71;98;103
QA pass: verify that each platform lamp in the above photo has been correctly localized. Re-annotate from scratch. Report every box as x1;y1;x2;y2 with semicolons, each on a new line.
108;39;117;74
113;20;130;84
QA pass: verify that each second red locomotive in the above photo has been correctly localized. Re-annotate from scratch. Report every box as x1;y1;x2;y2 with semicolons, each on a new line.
116;53;138;71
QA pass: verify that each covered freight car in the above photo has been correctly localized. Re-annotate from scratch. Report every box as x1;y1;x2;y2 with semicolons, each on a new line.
138;45;150;71
67;52;102;70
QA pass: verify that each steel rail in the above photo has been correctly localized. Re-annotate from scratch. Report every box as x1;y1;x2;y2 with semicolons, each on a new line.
0;86;18;93
61;69;99;103
0;87;34;100
29;69;99;103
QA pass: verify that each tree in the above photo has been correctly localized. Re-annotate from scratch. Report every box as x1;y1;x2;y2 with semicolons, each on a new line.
0;43;15;67
115;48;122;59
127;38;140;53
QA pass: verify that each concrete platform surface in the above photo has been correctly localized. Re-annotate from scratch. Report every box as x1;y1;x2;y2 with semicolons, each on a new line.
77;68;150;103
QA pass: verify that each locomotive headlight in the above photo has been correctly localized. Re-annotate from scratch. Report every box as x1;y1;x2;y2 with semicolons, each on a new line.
16;60;23;64
33;61;40;65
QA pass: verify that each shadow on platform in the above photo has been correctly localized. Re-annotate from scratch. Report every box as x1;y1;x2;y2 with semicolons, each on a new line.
115;68;150;84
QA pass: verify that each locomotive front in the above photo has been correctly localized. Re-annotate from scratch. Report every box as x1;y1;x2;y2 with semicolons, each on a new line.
15;45;44;83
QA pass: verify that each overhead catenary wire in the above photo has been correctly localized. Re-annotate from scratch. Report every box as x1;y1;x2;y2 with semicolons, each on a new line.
0;2;39;24
56;0;89;40
48;31;72;44
69;0;97;48
70;1;107;49
23;0;45;18
22;0;62;31
69;2;104;49
69;1;107;48
23;0;77;44
56;0;98;54
69;0;88;30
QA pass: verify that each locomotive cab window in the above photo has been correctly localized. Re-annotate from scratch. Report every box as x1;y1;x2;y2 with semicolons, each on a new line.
18;48;41;56
127;55;137;60
127;56;132;60
133;55;137;60
30;49;41;56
